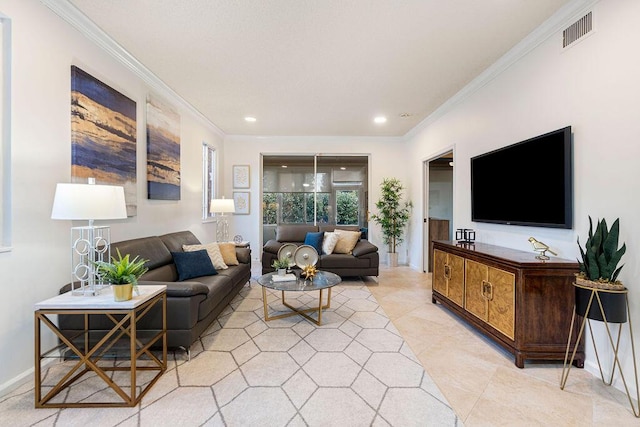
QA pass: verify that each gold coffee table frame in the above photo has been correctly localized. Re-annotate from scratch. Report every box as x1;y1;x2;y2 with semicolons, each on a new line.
560;283;639;417
34;286;167;408
258;271;341;326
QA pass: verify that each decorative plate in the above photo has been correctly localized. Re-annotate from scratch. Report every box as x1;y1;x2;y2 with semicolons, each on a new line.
294;245;319;268
277;243;298;264
233;235;243;244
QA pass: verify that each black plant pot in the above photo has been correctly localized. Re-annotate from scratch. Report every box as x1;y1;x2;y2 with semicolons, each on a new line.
575;286;627;323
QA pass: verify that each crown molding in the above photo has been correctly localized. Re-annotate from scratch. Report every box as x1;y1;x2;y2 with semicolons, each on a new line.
40;0;225;137
403;0;601;141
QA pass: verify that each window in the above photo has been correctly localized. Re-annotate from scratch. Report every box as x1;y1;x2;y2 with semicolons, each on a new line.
202;143;216;220
261;155;368;243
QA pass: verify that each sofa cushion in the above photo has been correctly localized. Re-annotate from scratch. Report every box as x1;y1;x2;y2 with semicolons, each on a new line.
304;231;324;254
333;229;361;254
219;242;239;265
276;225;319;242
322;232;340;255
320;254;371;269
183;242;228;270
351;240;379;257
236;247;251;264
160;231;201;252
112;236;173;271
171;250;218;281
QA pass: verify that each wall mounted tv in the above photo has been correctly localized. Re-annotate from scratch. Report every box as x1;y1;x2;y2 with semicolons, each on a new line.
471;126;572;229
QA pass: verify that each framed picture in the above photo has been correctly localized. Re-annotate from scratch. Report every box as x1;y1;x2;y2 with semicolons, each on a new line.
232;165;250;188
146;94;181;200
233;191;250;215
71;66;137;216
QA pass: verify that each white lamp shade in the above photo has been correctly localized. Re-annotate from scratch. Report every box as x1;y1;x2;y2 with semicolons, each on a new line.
51;183;128;220
210;198;235;214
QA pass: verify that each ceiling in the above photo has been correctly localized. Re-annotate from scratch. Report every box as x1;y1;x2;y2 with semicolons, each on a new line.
67;0;572;137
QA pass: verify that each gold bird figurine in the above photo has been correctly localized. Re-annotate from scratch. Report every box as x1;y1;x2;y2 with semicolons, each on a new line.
528;237;557;260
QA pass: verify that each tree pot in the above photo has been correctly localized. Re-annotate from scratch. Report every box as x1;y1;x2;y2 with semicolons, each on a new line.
575;286;627;323
388;252;398;267
112;283;133;302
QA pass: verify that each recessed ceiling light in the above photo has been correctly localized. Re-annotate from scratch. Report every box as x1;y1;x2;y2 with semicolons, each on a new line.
374;116;387;124
244;116;257;122
340;167;346;170
302;183;310;187
281;165;287;168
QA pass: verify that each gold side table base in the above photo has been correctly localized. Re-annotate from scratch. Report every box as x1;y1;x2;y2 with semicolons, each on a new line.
560;285;639;417
35;292;167;408
262;286;332;326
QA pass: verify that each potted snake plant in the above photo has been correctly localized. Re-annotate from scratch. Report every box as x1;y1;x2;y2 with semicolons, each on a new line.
94;249;149;301
575;216;627;322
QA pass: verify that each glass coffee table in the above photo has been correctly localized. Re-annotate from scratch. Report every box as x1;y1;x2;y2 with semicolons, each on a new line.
257;270;341;325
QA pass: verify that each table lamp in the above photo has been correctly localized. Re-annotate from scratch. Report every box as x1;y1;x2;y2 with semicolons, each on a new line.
210;198;235;242
51;178;127;295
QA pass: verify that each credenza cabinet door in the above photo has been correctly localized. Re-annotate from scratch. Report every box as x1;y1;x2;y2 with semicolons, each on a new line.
433;249;448;296
433;249;464;307
487;267;515;340
464;259;515;340
447;254;465;307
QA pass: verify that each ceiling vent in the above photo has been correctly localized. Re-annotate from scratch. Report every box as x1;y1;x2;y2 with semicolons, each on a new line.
563;12;592;48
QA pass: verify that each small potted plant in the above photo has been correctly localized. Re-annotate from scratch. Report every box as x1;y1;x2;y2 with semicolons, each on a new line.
272;258;290;276
575;216;627;322
94;249;149;301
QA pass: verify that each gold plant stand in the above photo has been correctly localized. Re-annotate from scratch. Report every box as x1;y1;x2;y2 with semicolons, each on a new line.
560;283;639;417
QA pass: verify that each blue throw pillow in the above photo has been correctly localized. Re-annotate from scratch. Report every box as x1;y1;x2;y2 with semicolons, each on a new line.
171;250;218;281
304;231;324;255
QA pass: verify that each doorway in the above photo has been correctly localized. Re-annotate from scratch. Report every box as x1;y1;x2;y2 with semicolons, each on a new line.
423;151;454;272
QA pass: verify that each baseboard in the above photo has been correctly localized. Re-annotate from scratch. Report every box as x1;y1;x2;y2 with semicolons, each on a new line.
583;359;638;402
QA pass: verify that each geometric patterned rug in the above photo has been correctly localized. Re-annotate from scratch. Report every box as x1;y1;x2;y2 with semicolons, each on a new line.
0;279;460;426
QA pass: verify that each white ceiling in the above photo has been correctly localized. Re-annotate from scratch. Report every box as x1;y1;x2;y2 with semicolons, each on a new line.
67;0;572;137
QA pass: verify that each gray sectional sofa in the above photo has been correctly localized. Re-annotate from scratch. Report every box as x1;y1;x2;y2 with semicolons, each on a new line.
58;231;251;353
262;224;379;277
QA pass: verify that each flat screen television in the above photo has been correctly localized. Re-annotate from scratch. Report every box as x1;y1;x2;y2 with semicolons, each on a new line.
471;126;572;229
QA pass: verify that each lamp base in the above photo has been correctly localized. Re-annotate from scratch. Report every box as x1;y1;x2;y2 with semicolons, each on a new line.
70;225;111;296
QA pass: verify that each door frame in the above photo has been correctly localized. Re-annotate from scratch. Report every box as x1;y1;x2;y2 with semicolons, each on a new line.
422;146;455;273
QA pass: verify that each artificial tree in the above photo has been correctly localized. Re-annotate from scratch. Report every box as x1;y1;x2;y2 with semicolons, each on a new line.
371;178;412;267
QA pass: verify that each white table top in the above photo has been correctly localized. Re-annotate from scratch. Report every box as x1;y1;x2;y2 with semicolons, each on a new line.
35;285;167;310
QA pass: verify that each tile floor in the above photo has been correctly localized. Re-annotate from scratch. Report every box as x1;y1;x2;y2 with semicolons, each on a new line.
368;265;639;426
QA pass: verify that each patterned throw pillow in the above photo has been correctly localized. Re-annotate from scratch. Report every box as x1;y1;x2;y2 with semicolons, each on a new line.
333;229;361;254
171;250;218;281
321;232;340;255
183;242;228;270
218;242;239;266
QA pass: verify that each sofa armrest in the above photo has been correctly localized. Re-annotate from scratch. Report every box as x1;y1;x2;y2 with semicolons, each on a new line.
236;247;251;264
263;239;283;254
351;240;378;257
138;281;209;298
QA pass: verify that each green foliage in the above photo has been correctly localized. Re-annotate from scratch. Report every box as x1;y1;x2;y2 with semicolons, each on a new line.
272;258;290;269
94;248;149;288
337;190;359;225
263;193;278;225
370;178;412;253
577;216;626;282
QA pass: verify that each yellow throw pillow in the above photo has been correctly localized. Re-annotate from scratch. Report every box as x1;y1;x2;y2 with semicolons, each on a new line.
183;242;228;270
332;229;361;254
218;242;239;265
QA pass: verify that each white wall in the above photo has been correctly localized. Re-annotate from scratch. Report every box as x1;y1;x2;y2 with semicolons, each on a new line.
223;135;411;263
405;0;640;393
0;0;224;392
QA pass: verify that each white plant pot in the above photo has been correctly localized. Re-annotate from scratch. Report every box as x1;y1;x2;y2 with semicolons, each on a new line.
388;252;398;267
277;268;286;276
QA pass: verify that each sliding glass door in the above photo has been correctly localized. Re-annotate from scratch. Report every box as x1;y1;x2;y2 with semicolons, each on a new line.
262;155;368;243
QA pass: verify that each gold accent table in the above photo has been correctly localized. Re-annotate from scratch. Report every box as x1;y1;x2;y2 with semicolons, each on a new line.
257;271;341;325
34;285;167;408
561;283;639;417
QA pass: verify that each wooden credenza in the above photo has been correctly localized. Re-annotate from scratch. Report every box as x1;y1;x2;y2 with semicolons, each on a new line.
432;240;583;368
